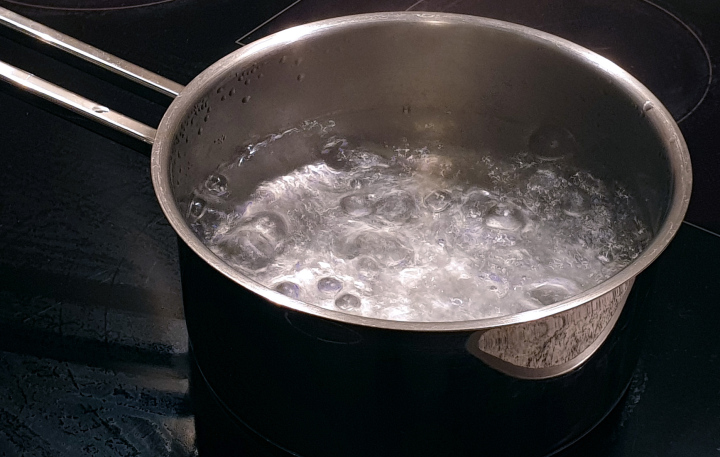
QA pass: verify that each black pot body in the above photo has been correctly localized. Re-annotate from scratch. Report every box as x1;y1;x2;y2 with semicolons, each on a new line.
179;240;654;457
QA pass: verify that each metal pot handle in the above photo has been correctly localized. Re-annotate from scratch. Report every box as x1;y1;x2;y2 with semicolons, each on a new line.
466;278;635;379
0;6;185;144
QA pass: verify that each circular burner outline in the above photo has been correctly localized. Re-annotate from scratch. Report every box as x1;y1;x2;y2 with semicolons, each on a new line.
2;0;173;12
4;0;713;123
640;0;712;123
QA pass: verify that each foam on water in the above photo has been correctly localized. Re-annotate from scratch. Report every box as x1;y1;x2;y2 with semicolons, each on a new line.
186;120;652;322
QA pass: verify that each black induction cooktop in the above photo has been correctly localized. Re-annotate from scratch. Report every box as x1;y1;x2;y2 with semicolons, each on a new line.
1;1;719;456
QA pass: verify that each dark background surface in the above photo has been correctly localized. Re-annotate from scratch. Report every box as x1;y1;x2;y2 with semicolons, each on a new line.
0;0;719;455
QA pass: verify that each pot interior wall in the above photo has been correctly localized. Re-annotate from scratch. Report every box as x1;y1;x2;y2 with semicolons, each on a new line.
167;17;674;234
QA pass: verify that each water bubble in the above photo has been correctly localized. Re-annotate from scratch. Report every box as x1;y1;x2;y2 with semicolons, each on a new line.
528;125;578;161
410;154;455;178
320;138;349;170
375;191;417;224
462;189;495;219
484;203;525;231
275;281;300;299
188;198;226;241
527;169;559;192
340;194;375;217
190;125;652;322
318;277;343;295
528;278;580;306
204;174;228;196
187;197;207;222
424;190;453;213
596;249;614;264
241;211;288;246
356;256;380;280
561;188;590;216
216;229;276;270
643;101;654;112
478;273;510;297
335;293;361;310
343;232;414;267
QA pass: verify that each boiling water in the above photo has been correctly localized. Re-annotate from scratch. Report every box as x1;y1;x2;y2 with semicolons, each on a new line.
185;120;652;322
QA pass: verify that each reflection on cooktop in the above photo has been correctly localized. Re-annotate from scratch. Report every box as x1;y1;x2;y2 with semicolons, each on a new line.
242;0;711;124
2;0;174;11
411;0;712;123
190;355;650;457
1;0;719;455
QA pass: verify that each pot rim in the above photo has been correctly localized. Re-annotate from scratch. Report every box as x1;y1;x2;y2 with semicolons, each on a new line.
150;12;692;332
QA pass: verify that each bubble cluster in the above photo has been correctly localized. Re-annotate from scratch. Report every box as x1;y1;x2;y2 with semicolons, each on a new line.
186;121;652;322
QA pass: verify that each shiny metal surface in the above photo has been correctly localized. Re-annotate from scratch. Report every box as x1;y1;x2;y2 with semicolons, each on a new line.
0;6;183;98
152;11;691;329
148;12;691;386
0;59;157;143
0;9;693;456
468;279;634;378
2;7;691;372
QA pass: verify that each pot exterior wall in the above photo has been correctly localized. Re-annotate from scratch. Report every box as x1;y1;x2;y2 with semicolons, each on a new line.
180;240;654;457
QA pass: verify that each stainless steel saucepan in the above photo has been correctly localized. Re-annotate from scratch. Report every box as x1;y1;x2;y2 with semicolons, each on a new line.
0;7;691;456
